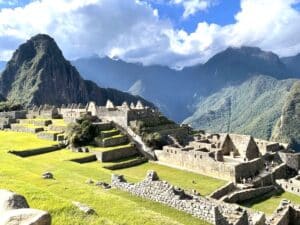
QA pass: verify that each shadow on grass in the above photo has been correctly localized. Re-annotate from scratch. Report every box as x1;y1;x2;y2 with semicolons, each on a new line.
240;188;284;208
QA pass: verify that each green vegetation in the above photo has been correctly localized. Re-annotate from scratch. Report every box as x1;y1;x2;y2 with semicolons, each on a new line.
0;131;56;151
88;143;133;152
66;115;99;147
241;191;300;215
184;75;296;140
272;81;300;150
0;131;220;225
0;101;23;112
130;116;177;148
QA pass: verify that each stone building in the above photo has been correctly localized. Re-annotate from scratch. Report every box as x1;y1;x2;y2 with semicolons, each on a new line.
155;133;289;182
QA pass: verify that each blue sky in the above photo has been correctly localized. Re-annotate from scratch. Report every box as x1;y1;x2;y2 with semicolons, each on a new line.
145;0;241;33
0;0;300;68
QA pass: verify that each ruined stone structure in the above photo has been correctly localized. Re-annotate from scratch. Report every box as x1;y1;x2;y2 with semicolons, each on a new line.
155;133;290;183
87;101;160;128
112;171;254;225
27;105;59;119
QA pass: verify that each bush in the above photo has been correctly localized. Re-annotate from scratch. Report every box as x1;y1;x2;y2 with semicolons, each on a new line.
66;115;99;147
142;132;167;149
0;101;23;112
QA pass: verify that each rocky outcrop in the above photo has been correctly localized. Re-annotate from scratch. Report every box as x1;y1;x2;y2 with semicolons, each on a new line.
0;208;51;225
271;81;300;150
0;190;29;212
0;34;153;108
0;189;51;225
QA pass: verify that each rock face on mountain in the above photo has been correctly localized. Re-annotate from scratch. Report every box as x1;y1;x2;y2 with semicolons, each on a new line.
0;34;152;107
282;53;300;76
183;75;296;141
271;81;300;150
73;47;295;121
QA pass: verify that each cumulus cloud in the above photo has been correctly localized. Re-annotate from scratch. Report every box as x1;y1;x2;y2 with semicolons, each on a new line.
0;0;300;68
170;0;217;18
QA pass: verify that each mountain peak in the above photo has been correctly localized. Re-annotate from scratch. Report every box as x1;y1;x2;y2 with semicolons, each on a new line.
0;34;153;108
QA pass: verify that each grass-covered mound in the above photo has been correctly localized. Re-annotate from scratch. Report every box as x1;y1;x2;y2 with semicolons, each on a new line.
0;131;227;225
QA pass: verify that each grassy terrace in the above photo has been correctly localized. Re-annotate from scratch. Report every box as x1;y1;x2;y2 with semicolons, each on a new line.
88;143;133;152
241;191;300;215
0;131;56;151
0;131;226;225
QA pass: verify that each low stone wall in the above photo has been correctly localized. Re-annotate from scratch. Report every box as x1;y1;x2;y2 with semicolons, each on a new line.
101;136;128;147
19;119;52;126
112;171;250;225
9;145;64;157
277;179;300;196
210;182;236;200
94;146;137;162
103;157;147;170
10;124;44;133
48;125;67;132
37;132;61;141
100;130;120;138
69;155;97;164
234;158;264;183
266;200;300;225
224;186;275;204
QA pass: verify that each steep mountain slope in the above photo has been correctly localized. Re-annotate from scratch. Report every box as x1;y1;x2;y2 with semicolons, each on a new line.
73;47;293;121
272;81;300;150
183;75;296;140
282;53;300;76
0;34;152;107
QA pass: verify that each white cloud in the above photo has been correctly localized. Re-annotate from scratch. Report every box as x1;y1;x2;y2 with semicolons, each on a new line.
171;0;217;18
0;0;300;68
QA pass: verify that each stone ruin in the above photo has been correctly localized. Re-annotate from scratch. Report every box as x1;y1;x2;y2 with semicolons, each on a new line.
112;170;300;225
112;170;269;225
155;133;292;184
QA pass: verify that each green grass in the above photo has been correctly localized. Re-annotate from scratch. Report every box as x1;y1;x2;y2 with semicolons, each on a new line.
88;143;133;152
0;131;222;225
102;134;125;141
0;131;56;151
241;190;300;215
101;129;118;134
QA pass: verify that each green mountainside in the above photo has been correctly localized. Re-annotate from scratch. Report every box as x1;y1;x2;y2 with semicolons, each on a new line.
0;34;152;107
184;75;297;141
271;81;300;149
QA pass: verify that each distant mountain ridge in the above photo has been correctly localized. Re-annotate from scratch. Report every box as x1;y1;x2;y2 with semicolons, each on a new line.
0;34;153;108
183;75;296;140
73;46;299;121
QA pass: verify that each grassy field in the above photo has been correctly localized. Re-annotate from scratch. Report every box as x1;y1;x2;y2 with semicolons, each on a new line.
241;190;300;215
0;131;228;225
0;131;56;151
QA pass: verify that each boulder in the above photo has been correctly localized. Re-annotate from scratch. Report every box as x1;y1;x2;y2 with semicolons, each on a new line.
0;190;29;214
0;208;51;225
42;172;53;179
72;202;95;215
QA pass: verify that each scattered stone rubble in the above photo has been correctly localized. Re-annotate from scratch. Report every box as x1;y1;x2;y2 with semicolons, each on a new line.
0;189;51;225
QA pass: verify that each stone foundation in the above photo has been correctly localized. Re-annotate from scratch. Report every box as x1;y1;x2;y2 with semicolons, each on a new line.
112;171;251;225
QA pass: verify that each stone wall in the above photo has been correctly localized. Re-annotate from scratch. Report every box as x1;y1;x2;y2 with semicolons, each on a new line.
234;158;264;182
266;200;300;225
155;147;236;181
10;124;44;133
0;110;27;119
210;182;236;200
278;151;300;171
9;145;64;157
100;136;128;148
112;171;250;225
103;157;147;170
224;186;275;204
94;146;137;162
